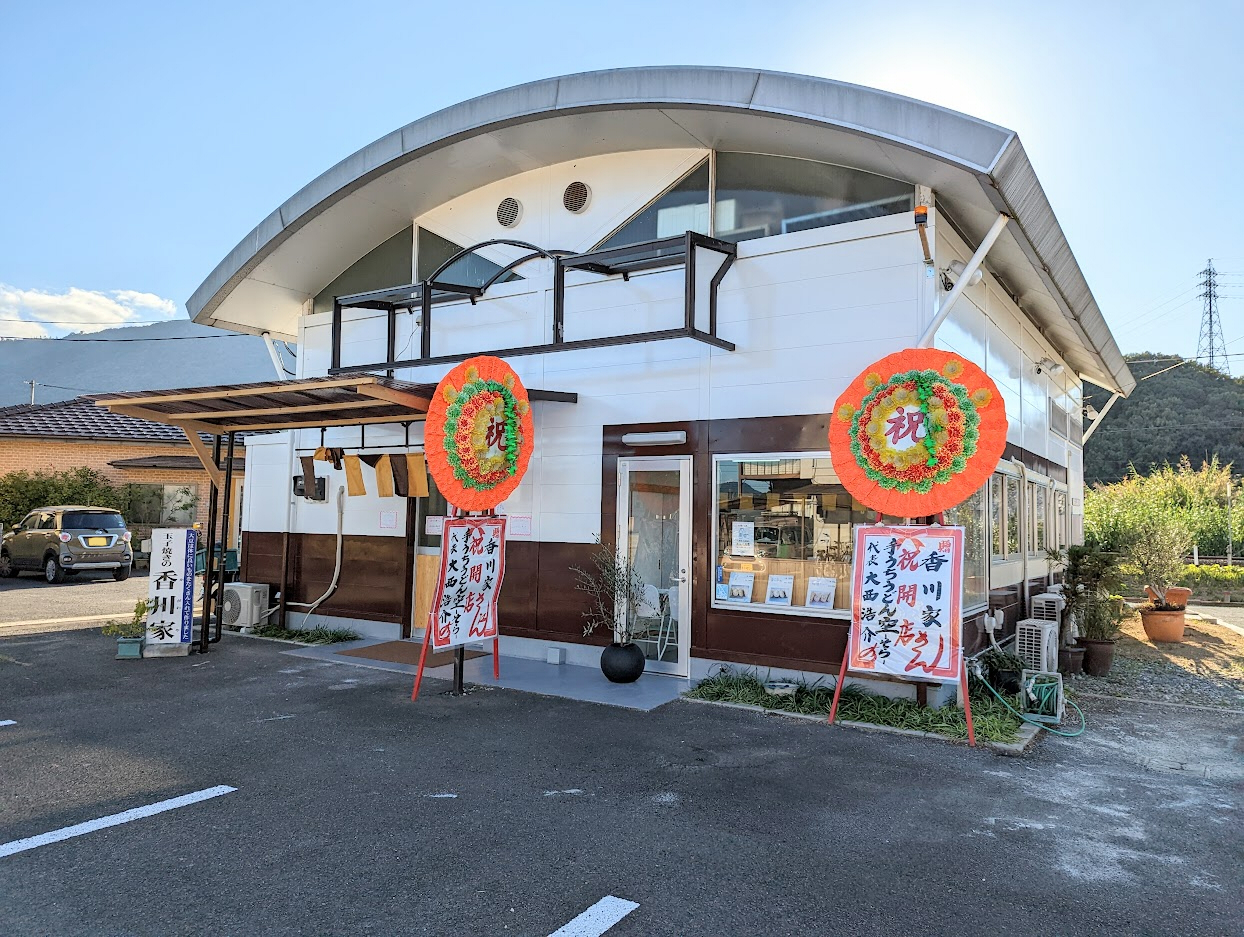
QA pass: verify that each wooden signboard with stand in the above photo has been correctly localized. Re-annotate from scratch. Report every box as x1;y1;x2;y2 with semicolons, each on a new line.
827;523;975;746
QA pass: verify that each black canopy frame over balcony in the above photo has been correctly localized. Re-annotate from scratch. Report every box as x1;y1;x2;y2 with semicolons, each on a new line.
328;230;738;376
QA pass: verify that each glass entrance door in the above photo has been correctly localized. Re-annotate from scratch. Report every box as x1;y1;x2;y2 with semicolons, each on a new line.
616;457;692;676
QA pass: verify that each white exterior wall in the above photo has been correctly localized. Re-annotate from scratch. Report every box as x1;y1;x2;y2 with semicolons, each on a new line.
275;211;926;548
243;153;1086;609
933;221;1082;588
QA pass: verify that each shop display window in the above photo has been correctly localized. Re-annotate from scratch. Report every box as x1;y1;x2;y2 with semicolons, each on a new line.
713;455;890;617
714;454;990;617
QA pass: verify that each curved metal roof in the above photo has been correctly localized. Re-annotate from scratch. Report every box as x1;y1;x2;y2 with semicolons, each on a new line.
188;66;1133;395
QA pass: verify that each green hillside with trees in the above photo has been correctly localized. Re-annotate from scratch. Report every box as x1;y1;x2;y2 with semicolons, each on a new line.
1083;353;1244;486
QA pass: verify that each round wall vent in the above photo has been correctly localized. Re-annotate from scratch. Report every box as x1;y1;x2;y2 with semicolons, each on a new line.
496;197;522;227
563;181;591;213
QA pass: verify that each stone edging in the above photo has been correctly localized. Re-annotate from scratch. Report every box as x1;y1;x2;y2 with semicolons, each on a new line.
679;695;1042;756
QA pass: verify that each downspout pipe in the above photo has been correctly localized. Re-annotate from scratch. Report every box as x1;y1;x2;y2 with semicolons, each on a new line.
1081;392;1121;443
917;213;1010;348
1011;457;1031;615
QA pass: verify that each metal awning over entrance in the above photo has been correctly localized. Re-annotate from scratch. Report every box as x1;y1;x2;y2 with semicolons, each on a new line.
89;374;577;655
91;375;577;482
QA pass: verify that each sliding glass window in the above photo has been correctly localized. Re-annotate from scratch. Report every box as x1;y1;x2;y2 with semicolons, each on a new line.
713;153;914;243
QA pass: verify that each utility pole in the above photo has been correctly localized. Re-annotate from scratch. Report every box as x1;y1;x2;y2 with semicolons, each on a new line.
25;380;36;404
1197;259;1229;374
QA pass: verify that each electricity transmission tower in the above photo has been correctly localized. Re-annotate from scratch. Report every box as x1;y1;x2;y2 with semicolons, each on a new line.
1197;259;1229;374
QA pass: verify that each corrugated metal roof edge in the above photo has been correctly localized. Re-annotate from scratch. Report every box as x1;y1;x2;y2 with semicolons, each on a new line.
984;138;1134;396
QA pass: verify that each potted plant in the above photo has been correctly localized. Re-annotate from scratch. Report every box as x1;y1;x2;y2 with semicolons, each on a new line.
571;541;651;683
1126;516;1193;643
979;646;1026;694
1078;595;1121;676
102;599;149;660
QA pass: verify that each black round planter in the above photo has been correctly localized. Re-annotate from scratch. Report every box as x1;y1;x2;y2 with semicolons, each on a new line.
600;642;646;683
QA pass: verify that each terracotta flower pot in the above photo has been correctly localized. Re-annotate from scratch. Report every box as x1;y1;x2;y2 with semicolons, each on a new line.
1081;638;1115;676
1139;608;1186;643
1164;586;1192;608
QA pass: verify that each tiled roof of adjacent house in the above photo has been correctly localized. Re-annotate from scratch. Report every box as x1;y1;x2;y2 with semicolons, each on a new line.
0;396;210;443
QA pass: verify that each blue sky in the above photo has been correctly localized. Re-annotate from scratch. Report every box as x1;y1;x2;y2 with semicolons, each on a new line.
1;0;1240;364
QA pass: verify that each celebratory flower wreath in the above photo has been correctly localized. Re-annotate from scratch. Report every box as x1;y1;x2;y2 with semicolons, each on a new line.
829;348;1007;517
425;356;533;511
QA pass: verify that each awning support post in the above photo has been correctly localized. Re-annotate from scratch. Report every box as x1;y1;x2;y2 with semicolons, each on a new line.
199;435;221;654
917;213;1010;348
211;431;236;645
1082;392;1121;443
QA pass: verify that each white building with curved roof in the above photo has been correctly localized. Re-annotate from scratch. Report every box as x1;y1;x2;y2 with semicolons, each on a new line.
111;67;1131;682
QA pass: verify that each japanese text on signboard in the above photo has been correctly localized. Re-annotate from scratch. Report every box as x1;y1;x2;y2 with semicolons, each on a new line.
429;517;506;651
847;525;963;682
145;527;197;645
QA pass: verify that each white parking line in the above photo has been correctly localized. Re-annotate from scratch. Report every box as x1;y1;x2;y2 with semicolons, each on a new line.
0;720;15;727
0;785;236;858
0;612;133;629
549;896;639;937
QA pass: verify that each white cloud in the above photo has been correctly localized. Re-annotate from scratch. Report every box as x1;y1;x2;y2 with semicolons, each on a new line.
0;284;180;337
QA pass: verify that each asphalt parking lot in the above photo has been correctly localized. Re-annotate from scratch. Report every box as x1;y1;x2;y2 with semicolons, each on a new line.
1;627;1241;937
0;570;151;630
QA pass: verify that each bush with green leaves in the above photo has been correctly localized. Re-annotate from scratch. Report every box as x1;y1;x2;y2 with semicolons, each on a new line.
0;466;125;529
1079;595;1122;641
1177;564;1244;601
101;600;149;639
1085;457;1241;558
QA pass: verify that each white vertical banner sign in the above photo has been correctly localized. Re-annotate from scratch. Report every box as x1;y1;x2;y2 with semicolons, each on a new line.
144;527;198;657
429;516;507;651
847;525;964;682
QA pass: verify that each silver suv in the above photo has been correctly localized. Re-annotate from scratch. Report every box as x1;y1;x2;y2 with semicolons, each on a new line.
0;506;133;583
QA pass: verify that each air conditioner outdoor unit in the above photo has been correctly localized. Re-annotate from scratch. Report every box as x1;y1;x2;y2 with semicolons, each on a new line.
1030;593;1065;622
221;582;270;630
1016;618;1059;673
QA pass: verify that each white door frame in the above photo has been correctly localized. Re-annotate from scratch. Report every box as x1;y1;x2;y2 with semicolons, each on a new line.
615;455;693;676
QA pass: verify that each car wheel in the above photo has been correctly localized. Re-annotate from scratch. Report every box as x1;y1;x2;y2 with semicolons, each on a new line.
44;555;67;584
0;551;15;578
113;564;131;582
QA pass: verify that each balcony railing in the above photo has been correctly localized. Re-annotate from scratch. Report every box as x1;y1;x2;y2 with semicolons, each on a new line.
328;231;737;376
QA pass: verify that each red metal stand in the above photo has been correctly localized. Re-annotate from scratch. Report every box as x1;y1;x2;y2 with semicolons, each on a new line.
826;653;851;724
960;666;976;747
493;636;500;680
410;616;434;701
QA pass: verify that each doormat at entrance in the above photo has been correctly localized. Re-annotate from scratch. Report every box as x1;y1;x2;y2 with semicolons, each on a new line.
337;641;488;669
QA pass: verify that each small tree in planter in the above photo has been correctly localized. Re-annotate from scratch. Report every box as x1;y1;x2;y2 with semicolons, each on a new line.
572;540;650;683
101;600;149;660
1078;595;1122;676
1125;515;1193;643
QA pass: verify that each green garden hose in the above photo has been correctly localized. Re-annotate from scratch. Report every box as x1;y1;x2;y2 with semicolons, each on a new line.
977;672;1087;738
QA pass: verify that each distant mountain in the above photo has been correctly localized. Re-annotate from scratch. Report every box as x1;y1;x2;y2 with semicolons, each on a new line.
1084;353;1244;485
0;319;284;405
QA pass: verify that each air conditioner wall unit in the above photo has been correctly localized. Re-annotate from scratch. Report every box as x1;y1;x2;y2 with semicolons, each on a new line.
222;582;270;630
1016;618;1059;673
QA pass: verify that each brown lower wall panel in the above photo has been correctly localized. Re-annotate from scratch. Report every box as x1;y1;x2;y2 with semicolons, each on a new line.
241;531;409;624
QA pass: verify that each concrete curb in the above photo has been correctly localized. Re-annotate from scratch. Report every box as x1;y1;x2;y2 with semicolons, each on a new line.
219;630;321;648
680;695;1040;755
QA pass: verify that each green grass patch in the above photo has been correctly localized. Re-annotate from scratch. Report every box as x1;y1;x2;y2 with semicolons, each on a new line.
245;624;361;645
686;668;1024;745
